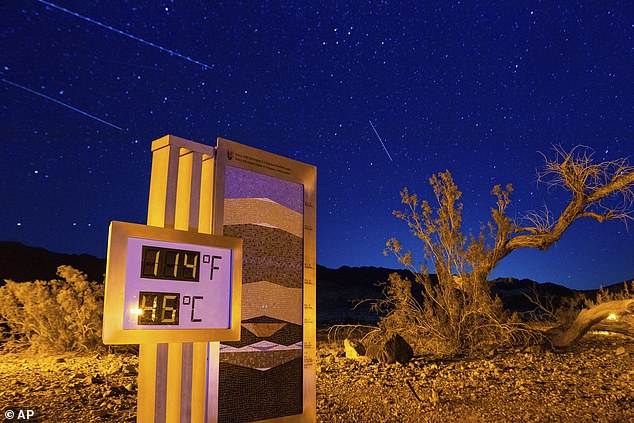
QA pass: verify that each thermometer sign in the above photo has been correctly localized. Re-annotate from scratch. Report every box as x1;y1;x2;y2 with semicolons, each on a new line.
103;221;242;344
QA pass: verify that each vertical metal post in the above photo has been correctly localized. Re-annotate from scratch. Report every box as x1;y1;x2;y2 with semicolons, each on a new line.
139;136;179;423
140;135;216;423
195;153;215;423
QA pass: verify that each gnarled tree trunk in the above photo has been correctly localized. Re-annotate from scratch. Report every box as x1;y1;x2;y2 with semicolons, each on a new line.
547;299;634;348
592;314;634;337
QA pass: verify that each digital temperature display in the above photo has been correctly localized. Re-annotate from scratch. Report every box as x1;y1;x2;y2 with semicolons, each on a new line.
141;246;200;281
103;221;242;344
137;291;180;325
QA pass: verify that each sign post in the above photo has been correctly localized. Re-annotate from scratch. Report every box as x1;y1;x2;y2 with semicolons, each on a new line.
103;135;316;422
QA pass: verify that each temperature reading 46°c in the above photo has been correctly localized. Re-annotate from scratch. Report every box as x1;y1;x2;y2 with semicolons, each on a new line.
137;291;180;325
136;291;207;325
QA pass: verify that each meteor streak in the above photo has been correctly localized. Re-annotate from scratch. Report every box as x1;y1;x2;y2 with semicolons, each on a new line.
36;0;214;71
369;120;393;162
1;78;126;131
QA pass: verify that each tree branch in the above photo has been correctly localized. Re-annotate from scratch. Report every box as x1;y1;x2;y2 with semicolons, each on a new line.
487;147;634;263
588;171;634;203
548;299;634;348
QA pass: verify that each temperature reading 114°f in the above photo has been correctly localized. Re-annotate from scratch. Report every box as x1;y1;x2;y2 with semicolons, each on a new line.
141;246;200;281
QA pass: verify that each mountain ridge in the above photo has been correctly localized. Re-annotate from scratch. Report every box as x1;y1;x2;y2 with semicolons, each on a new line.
1;241;631;325
0;241;106;283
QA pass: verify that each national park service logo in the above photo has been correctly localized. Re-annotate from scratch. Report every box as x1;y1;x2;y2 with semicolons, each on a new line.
227;150;233;161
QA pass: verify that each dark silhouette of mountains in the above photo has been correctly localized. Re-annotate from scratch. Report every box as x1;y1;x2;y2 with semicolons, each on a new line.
0;241;630;325
0;241;106;283
316;266;631;324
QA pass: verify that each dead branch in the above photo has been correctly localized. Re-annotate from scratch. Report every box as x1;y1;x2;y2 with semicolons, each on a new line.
518;206;554;234
591;314;634;337
548;299;634;348
523;284;558;321
487;146;634;266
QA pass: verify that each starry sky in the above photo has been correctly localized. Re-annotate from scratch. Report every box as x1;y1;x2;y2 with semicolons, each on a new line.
1;1;632;290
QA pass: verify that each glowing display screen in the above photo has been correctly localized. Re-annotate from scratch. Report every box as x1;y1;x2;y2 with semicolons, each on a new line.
140;246;200;281
137;291;180;325
122;237;232;330
103;221;242;344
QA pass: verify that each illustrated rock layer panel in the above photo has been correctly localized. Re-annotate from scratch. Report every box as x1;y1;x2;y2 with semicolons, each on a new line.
219;165;304;423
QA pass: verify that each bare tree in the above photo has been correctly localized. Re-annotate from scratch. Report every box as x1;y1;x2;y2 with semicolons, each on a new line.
385;146;634;354
489;145;634;266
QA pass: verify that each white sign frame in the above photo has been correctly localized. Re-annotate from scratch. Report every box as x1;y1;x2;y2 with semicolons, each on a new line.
103;220;242;344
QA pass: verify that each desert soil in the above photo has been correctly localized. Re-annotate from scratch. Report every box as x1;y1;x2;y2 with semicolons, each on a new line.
0;332;632;422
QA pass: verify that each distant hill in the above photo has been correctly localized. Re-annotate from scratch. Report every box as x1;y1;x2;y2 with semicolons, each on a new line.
0;241;106;283
318;267;631;325
315;266;581;325
1;241;630;325
317;265;412;325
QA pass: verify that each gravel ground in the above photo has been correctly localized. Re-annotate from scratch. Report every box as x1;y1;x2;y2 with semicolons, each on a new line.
317;332;634;423
0;332;632;422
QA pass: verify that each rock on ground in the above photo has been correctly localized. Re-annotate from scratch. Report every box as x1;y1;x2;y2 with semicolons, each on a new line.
365;333;414;364
344;338;366;359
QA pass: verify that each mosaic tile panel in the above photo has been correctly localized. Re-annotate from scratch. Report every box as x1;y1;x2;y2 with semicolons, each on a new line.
218;359;303;423
220;340;303;353
219;164;304;422
222;318;302;348
241;322;287;338
223;224;302;287
241;281;302;325
219;349;302;370
224;165;303;213
224;198;303;237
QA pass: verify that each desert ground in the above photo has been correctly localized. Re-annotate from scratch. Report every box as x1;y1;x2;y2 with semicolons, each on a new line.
0;331;632;422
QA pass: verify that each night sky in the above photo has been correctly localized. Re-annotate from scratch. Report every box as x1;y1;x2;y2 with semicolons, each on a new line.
1;1;632;290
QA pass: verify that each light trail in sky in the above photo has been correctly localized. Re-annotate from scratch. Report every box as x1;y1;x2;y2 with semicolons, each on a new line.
1;78;126;131
369;120;393;162
35;0;214;71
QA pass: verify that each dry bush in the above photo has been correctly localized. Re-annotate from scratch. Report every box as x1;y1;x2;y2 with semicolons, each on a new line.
324;324;381;350
381;172;540;357
589;281;634;305
382;146;634;355
0;265;104;353
376;273;541;357
524;285;586;328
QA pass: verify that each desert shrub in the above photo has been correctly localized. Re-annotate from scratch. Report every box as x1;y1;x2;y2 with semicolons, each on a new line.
564;282;634;326
590;281;634;305
375;271;535;357
552;295;587;328
381;171;540;357
524;285;587;327
381;147;634;354
0;265;104;353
